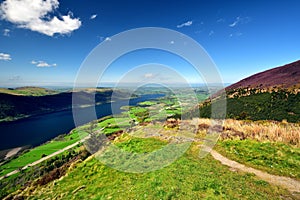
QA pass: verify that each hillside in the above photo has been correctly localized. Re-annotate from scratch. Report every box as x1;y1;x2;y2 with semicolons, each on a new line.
0;90;299;199
0;87;59;96
2;119;298;199
200;60;300;122
226;60;300;91
0;88;133;122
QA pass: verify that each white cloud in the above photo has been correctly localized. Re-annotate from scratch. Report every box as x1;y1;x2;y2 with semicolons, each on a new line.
31;60;57;67
3;28;10;36
0;52;11;60
229;17;240;27
0;0;81;36
144;73;154;78
90;14;97;20
209;30;214;36
105;37;111;41
170;40;175;44
177;20;193;28
229;16;250;27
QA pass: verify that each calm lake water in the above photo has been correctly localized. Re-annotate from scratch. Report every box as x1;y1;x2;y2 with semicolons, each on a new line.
0;94;163;150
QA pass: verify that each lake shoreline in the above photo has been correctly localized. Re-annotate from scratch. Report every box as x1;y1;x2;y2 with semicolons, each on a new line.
0;97;136;125
0;94;164;150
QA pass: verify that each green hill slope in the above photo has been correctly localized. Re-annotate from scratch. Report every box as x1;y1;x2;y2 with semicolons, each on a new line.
9;136;291;199
199;60;300;122
200;89;300;122
0;87;58;96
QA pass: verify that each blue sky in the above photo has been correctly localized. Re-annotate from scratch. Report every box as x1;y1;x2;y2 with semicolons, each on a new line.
0;0;299;87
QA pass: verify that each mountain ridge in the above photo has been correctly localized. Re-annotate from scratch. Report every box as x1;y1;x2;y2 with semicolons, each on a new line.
226;60;300;91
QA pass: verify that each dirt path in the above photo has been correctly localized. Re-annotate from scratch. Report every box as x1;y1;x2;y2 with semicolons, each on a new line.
0;136;89;181
211;150;300;193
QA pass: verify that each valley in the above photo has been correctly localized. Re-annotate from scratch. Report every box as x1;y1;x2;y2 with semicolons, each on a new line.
0;61;300;199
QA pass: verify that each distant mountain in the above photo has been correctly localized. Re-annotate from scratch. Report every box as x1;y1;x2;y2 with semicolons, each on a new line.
226;60;300;91
0;88;134;122
0;87;59;96
199;60;300;122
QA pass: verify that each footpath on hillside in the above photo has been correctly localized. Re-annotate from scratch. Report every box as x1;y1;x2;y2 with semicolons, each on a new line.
211;150;300;194
1;129;299;197
0;136;89;181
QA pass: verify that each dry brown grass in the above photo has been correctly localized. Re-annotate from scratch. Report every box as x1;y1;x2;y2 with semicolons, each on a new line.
221;119;300;146
189;118;300;146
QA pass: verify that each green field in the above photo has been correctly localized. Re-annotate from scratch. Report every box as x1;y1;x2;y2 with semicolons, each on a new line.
0;130;88;176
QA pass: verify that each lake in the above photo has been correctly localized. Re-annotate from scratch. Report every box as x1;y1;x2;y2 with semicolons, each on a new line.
0;94;163;150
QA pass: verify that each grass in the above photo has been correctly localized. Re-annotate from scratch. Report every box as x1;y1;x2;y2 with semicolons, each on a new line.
192;118;300;179
0;130;88;176
222;119;300;146
0;87;58;96
200;89;300;122
0;148;84;199
2;88;298;199
0;101;158;177
115;137;166;153
21;137;292;199
215;139;300;179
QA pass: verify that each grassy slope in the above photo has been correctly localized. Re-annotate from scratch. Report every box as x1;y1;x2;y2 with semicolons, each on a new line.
215;139;300;179
0;130;88;176
24;137;291;199
1;89;298;198
0;87;58;96
200;90;300;122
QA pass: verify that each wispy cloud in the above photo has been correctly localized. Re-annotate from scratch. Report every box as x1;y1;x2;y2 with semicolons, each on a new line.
217;18;225;23
90;14;97;20
3;28;10;36
0;52;11;61
209;30;214;36
229;16;251;27
8;75;21;81
0;0;81;36
144;73;154;78
229;17;240;27
177;20;193;28
31;60;57;67
229;32;243;37
97;36;112;42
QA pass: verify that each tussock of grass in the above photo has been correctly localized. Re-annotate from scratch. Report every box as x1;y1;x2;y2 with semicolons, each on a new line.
194;118;300;147
222;119;300;146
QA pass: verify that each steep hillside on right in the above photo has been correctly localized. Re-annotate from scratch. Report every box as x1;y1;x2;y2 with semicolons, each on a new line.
199;60;300;122
226;60;300;91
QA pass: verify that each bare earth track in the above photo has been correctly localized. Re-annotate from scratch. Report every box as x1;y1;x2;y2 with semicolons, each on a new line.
211;150;300;195
0;136;89;181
